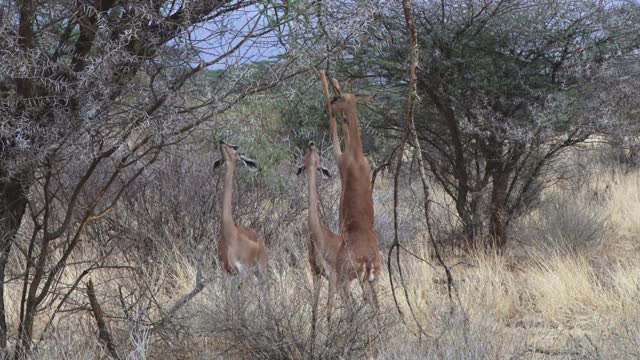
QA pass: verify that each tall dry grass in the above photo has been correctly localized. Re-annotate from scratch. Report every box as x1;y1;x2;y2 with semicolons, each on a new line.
8;154;640;359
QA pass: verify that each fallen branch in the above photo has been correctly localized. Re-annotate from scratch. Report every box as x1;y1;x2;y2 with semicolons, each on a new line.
87;279;120;360
157;269;205;328
39;264;137;342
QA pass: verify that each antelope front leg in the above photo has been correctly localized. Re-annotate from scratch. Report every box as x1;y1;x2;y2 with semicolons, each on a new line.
320;70;342;160
340;111;350;152
310;274;322;355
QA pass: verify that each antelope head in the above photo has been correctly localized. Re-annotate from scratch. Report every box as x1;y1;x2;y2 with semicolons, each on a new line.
213;139;259;171
330;94;373;125
297;141;331;178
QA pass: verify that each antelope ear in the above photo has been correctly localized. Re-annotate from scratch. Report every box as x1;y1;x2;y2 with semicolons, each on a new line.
330;77;342;95
213;158;224;170
355;94;374;102
296;165;305;176
319;166;331;178
239;155;259;171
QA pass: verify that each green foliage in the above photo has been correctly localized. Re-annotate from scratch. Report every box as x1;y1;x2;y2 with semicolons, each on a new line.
257;0;305;26
205;69;224;79
325;0;640;248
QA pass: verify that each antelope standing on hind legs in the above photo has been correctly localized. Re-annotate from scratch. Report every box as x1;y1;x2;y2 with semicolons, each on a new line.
320;71;382;321
296;141;343;343
213;140;271;305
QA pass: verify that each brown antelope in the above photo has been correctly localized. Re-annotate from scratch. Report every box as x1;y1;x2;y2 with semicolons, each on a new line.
213;140;269;281
296;141;343;340
320;72;381;320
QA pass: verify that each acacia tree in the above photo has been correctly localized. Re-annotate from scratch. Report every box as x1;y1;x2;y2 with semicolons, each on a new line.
369;0;640;249
0;0;325;354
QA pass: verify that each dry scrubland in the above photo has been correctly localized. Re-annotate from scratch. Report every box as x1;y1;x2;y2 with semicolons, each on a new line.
8;146;640;360
2;0;638;359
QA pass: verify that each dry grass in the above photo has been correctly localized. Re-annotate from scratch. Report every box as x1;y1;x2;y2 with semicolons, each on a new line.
9;161;640;359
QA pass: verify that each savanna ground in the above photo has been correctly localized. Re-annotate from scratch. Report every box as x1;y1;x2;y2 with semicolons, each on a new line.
7;141;640;360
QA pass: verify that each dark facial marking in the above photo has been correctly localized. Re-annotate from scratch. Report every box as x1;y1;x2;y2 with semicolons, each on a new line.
319;167;331;178
239;155;259;171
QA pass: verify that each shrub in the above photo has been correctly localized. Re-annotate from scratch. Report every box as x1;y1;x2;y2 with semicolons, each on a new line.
512;193;609;255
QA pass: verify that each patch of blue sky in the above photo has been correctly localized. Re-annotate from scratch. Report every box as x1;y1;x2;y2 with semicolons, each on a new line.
174;4;287;70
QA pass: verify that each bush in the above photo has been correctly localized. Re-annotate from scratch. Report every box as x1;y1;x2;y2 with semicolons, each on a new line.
189;268;393;360
512;193;609;255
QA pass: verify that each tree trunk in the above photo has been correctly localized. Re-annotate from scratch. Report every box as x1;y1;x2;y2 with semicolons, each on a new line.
0;175;29;350
489;170;510;250
15;301;35;359
468;193;484;250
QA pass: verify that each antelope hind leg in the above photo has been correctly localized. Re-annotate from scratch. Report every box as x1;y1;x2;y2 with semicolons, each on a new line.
327;270;338;323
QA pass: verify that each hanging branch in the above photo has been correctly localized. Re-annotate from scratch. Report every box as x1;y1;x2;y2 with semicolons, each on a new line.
399;0;456;306
387;0;457;337
387;0;425;336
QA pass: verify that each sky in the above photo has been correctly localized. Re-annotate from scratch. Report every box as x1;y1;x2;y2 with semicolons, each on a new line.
182;4;288;70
